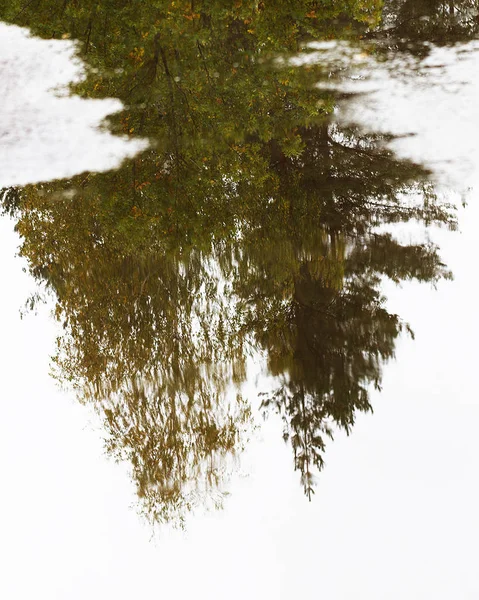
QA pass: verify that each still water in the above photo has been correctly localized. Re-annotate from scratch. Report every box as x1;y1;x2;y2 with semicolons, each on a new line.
1;2;479;598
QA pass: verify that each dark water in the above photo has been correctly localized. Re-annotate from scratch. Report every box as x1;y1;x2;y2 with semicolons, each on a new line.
1;2;479;598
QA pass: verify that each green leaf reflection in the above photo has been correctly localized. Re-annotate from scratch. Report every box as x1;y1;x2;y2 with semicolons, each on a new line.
0;0;462;524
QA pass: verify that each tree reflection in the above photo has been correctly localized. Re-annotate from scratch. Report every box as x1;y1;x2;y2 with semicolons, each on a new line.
230;123;453;497
377;0;479;55
0;1;459;522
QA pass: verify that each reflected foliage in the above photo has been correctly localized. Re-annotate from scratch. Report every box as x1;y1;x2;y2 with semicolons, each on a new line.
377;0;479;55
0;1;461;521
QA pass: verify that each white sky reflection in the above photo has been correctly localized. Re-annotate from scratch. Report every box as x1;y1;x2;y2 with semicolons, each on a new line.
0;23;147;188
335;41;479;189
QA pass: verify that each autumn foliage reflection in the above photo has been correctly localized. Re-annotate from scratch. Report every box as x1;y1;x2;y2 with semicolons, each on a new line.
0;0;461;522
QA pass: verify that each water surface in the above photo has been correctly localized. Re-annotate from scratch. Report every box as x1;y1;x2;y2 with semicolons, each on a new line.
1;2;479;598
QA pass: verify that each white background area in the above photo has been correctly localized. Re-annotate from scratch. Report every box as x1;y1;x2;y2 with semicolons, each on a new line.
0;23;147;188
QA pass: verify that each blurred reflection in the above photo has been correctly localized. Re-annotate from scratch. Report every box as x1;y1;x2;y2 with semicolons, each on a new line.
0;1;462;522
377;0;479;55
